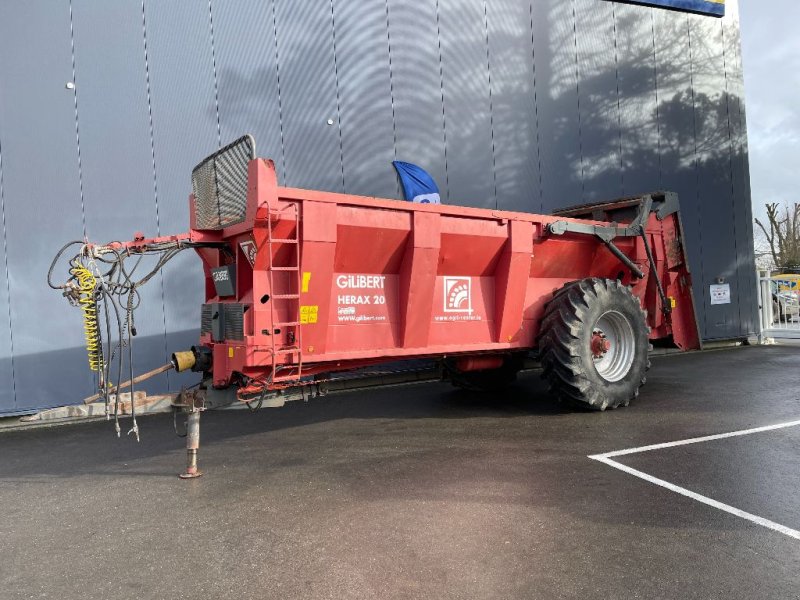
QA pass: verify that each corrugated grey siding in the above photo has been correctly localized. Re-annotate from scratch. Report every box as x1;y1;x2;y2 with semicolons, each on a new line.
0;0;756;415
0;2;92;413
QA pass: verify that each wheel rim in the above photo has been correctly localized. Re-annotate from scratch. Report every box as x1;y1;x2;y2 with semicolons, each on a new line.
591;310;636;383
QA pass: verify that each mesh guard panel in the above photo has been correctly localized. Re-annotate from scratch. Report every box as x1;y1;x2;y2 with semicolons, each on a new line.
191;135;256;230
200;304;212;335
224;304;245;341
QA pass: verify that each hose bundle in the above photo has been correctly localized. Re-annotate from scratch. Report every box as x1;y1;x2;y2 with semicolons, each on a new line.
48;239;198;440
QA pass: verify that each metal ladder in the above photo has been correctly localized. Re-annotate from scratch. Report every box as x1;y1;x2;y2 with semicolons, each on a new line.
267;201;303;384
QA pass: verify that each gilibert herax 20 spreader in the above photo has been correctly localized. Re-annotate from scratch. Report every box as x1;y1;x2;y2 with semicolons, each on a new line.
51;135;700;477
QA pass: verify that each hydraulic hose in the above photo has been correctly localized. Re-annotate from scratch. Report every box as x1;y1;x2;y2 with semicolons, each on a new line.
71;264;102;372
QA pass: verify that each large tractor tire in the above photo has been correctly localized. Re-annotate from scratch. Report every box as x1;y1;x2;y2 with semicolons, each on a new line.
444;355;523;392
538;278;650;410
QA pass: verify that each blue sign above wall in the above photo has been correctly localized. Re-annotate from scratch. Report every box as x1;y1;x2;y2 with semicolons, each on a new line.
613;0;725;17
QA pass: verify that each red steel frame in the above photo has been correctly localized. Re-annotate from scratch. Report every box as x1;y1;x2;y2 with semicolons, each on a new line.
113;157;700;397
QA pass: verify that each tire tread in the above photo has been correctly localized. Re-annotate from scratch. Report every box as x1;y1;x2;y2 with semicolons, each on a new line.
538;278;650;411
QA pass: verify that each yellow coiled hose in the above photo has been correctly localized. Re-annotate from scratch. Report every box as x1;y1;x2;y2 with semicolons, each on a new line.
72;264;101;371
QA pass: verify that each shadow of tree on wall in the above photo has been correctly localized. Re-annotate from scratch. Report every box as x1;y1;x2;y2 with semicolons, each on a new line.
208;0;753;340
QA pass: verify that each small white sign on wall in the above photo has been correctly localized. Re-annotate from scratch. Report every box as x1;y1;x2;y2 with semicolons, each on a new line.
710;284;731;305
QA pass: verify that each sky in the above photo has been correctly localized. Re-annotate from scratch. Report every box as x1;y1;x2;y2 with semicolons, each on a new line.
739;0;800;223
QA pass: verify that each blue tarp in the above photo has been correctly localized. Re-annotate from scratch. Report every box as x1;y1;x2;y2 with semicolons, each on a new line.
392;161;441;204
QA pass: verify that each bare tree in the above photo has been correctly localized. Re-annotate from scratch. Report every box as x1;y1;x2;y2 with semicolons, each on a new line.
755;202;800;272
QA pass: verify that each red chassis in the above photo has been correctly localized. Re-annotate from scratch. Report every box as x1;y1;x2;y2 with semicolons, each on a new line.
105;155;700;399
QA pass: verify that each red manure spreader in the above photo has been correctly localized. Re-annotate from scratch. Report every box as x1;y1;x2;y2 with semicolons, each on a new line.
50;135;700;477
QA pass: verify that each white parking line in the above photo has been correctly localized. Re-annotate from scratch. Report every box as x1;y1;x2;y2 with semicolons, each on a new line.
588;419;800;541
592;419;800;459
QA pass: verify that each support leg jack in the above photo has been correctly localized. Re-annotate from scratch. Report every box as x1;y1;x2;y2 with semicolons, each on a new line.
178;395;205;479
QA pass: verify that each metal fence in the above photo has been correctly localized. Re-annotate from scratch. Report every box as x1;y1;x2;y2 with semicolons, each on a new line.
758;270;800;341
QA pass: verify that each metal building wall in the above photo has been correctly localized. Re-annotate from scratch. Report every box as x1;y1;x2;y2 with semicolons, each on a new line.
0;0;756;415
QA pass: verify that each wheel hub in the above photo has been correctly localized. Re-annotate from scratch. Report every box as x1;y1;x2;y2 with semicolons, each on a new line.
591;332;611;358
590;311;636;382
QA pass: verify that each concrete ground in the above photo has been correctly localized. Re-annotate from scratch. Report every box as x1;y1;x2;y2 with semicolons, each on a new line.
1;345;798;600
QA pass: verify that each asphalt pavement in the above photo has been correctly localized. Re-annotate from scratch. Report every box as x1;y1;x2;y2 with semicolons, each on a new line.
1;345;798;599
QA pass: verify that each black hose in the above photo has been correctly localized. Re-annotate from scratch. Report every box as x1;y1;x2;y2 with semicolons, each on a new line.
47;241;83;289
